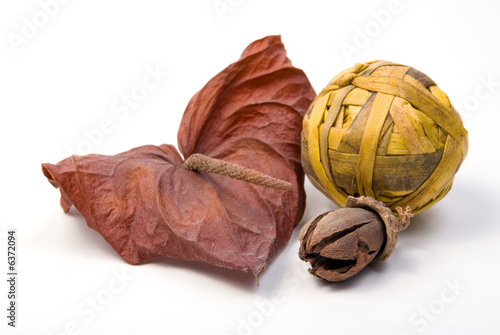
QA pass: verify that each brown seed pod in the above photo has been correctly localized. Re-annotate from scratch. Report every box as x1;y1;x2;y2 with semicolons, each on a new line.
299;196;412;282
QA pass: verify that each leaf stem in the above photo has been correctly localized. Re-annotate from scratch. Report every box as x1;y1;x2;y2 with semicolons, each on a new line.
182;153;293;191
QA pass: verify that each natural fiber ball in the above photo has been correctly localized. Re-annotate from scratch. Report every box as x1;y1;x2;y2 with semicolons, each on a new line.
302;61;468;214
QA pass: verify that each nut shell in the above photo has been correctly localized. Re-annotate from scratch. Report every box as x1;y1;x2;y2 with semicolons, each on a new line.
298;196;413;282
345;196;412;264
299;207;385;282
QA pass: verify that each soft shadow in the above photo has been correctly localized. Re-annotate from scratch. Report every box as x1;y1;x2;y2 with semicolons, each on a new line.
152;256;258;291
402;179;500;241
309;263;389;291
293;179;500;291
301;180;340;225
67;208;257;290
53;207;258;290
64;207;123;258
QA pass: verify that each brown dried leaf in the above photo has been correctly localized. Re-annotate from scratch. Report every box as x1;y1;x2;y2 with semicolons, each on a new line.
42;36;316;277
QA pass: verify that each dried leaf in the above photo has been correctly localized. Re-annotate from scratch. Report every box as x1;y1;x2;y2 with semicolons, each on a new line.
42;35;316;277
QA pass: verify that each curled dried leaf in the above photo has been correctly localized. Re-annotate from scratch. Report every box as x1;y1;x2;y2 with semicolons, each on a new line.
42;35;316;278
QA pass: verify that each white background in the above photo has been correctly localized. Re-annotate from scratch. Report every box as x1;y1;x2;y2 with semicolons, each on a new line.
1;0;500;334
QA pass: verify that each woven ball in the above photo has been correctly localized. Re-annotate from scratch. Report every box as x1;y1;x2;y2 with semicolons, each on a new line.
301;61;468;214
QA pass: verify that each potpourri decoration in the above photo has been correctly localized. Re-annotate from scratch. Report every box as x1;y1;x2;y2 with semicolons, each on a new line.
301;61;468;214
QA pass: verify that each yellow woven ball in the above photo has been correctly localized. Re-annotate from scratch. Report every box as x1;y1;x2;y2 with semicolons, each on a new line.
302;61;468;214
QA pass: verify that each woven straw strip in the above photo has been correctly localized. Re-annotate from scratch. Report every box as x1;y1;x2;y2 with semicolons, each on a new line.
342;88;373;105
375;116;394;155
356;92;394;197
338;93;376;153
358;60;398;77
321;85;356;186
356;65;409;198
414;109;441;151
352;75;468;153
405;67;436;88
429;86;451;107
415;181;453;213
403;74;430;93
305;91;345;204
390;97;436;154
391;136;463;211
329;147;443;200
